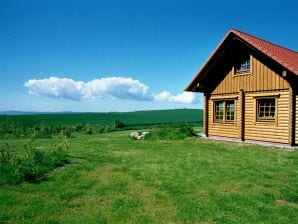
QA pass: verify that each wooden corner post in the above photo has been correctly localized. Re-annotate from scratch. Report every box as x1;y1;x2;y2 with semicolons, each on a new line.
204;93;210;137
289;85;296;146
239;89;245;141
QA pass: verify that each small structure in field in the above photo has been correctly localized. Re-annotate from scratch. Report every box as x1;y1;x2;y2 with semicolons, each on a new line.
186;29;298;146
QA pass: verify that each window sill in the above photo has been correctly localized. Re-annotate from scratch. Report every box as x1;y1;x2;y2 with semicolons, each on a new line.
254;120;276;125
234;70;251;76
213;121;235;124
256;119;275;122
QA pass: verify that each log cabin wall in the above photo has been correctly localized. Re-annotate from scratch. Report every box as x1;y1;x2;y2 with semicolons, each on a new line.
208;96;239;138
207;55;290;142
244;90;289;144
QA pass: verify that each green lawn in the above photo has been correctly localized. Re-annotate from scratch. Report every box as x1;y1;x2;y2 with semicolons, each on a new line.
0;131;297;223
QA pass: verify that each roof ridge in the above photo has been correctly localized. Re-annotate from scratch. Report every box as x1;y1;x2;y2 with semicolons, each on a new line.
230;28;298;54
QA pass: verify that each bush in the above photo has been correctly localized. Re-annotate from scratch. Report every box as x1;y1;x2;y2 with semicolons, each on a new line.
0;140;70;185
146;123;195;140
85;124;93;134
61;127;71;138
0;143;21;184
74;123;83;132
94;125;107;134
113;120;126;129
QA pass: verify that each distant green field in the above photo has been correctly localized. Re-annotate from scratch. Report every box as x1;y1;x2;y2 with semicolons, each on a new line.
0;109;203;127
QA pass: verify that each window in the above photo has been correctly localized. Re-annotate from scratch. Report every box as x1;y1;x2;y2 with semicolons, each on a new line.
214;100;235;122
226;100;235;121
235;55;250;73
257;98;275;121
215;101;224;121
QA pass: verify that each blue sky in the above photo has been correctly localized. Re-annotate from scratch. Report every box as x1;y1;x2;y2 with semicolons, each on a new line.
0;0;297;112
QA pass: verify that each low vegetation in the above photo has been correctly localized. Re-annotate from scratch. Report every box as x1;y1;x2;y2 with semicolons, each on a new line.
0;139;69;185
0;119;125;139
0;117;199;140
146;123;195;140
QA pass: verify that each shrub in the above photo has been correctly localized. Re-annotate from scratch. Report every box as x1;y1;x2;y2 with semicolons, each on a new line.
51;141;69;167
146;123;195;140
0;119;25;139
74;123;83;132
85;124;93;134
0;140;70;185
32;122;54;138
95;125;107;134
61;127;71;138
113;120;126;129
0;143;21;184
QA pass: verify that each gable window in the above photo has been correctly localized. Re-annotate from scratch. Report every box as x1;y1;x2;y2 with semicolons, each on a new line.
235;55;250;73
214;100;235;122
257;98;275;121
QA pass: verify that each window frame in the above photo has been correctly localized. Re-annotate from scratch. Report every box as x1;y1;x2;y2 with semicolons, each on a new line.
213;99;236;123
225;100;235;122
256;97;276;122
234;54;251;75
214;101;224;122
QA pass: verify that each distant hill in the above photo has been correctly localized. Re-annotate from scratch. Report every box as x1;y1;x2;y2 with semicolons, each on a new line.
0;109;203;127
0;111;76;115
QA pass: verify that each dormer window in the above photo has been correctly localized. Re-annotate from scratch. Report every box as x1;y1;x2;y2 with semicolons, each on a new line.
235;54;251;74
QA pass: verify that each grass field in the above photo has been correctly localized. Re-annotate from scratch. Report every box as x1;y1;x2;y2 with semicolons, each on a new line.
0;109;203;127
0;131;297;223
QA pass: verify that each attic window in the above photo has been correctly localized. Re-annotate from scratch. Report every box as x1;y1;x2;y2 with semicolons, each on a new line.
235;55;250;73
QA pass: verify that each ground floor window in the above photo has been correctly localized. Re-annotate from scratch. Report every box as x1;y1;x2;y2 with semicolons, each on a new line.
256;98;275;121
214;100;235;122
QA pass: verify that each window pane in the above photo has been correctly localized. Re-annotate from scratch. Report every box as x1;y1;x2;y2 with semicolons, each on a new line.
226;100;235;121
236;55;250;72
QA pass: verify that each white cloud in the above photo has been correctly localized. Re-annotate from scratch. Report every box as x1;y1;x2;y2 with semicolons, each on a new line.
154;91;196;104
24;77;84;101
24;76;150;101
153;91;172;101
24;76;197;104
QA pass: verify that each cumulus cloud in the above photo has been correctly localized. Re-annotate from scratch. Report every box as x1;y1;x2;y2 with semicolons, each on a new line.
154;91;196;104
24;76;197;104
24;77;150;101
24;77;84;101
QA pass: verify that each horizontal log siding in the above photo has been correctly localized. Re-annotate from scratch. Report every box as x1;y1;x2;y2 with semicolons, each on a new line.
244;91;289;144
208;97;239;138
212;56;288;94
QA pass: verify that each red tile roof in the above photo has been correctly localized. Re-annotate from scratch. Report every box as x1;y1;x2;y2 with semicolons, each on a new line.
231;29;298;75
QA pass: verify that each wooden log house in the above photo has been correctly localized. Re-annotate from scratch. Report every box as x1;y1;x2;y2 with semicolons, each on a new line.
186;29;298;146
